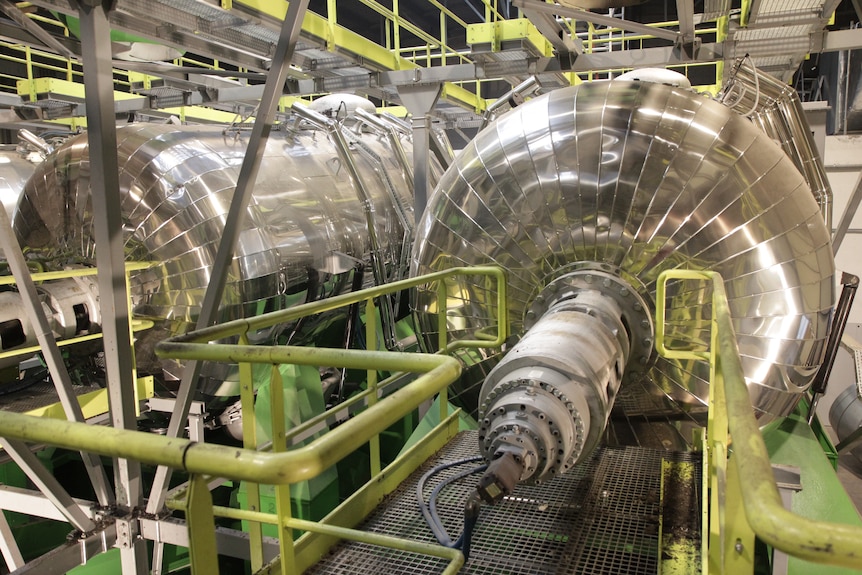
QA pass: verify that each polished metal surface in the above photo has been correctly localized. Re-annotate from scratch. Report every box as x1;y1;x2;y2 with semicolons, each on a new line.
830;384;862;464
413;80;835;424
0;147;38;219
478;283;632;483
15;119;425;394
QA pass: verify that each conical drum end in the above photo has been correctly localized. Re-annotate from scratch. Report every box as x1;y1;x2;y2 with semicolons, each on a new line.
412;80;834;429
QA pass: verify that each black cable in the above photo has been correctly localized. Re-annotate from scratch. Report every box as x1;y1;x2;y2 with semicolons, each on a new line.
416;456;486;559
462;492;482;561
0;366;48;396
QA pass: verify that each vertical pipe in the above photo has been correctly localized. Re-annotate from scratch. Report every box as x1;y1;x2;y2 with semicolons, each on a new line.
291;104;399;349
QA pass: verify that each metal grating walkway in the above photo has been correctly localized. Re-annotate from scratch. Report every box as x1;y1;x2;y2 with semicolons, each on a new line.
308;431;701;575
0;379;102;414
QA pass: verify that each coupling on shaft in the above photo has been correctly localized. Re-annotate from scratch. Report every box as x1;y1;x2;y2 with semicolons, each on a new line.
478;273;650;485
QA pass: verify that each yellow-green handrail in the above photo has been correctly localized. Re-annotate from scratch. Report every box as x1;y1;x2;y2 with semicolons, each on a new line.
159;266;506;352
0;266;506;485
0;346;458;478
656;269;862;571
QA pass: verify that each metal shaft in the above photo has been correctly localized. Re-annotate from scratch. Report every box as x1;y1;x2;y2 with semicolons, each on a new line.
478;287;631;484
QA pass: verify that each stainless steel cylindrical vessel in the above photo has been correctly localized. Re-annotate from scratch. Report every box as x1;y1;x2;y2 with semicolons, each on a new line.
15;120;424;393
830;384;862;464
412;80;835;425
0;146;39;219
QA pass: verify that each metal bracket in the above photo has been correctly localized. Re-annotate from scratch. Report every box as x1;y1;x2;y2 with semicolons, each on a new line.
772;465;802;575
674;36;703;61
69;0;117;12
840;334;862;398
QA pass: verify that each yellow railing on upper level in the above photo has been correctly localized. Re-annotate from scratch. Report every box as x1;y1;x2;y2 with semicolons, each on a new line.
656;269;862;573
0;263;155;363
0;266;508;574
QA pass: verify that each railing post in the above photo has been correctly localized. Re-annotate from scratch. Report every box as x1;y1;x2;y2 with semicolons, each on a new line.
437;278;449;422
185;474;219;574
268;364;296;573
239;333;265;571
366;297;382;476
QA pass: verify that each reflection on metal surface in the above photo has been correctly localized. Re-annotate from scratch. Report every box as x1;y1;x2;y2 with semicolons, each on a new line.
413;81;834;434
830;384;862;464
478;277;636;483
15;119;429;394
0;146;39;219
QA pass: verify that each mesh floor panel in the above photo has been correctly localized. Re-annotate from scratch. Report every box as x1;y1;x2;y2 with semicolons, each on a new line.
0;380;103;413
307;431;701;575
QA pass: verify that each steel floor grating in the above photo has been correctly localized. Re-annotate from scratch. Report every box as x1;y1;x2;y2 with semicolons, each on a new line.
0;380;103;413
307;431;701;575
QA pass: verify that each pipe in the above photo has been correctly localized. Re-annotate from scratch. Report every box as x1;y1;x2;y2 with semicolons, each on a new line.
344;131;414;289
355;107;415;195
16;129;53;157
292;103;399;350
428;124;456;171
480;76;539;129
721;59;834;230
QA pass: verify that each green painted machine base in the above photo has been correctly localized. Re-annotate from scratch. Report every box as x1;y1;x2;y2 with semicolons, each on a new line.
762;407;862;575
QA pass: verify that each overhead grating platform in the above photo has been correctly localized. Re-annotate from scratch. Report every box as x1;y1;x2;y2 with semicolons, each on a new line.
308;431;702;575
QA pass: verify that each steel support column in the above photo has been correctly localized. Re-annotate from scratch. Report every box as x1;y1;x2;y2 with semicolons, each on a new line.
0;208;114;506
397;82;443;216
74;0;147;571
675;0;698;56
0;509;23;572
145;0;310;516
0;438;95;532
